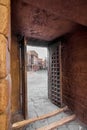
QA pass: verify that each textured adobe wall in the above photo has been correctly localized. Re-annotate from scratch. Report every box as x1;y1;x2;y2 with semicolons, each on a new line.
62;28;87;125
0;0;11;130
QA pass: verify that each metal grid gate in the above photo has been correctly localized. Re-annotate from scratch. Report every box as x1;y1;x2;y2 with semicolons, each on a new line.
48;43;62;107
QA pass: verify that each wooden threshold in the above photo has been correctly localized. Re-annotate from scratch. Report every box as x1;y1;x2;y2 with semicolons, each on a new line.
37;114;76;130
12;106;68;129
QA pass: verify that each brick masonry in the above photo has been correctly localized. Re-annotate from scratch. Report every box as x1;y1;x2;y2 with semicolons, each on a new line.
62;28;87;125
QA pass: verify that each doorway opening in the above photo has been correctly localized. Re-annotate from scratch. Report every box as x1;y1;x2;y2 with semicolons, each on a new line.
11;40;86;130
25;44;64;130
26;46;48;117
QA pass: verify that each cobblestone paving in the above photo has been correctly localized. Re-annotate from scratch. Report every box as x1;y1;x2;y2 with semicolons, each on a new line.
26;70;87;130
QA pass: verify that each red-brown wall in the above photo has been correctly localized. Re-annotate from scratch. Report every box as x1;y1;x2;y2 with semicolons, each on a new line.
62;28;87;124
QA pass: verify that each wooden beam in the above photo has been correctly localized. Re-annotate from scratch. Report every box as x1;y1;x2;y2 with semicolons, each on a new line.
12;106;68;129
37;114;76;130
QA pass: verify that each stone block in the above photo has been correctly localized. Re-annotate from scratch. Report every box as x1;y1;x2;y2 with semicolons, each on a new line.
0;5;8;35
0;0;10;7
0;78;9;113
0;34;10;78
0;113;7;130
0;111;10;130
7;3;11;51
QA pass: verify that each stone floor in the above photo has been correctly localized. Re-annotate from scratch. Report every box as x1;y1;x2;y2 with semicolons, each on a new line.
26;70;87;130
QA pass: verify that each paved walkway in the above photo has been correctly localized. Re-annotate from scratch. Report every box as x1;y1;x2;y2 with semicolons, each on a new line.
26;70;87;130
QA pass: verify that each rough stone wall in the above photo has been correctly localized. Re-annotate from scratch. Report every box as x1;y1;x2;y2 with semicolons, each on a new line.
0;0;11;130
62;28;87;125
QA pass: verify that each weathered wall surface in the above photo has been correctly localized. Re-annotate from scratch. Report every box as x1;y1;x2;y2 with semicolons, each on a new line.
62;28;87;124
11;35;24;127
11;33;23;130
11;35;20;114
0;0;11;130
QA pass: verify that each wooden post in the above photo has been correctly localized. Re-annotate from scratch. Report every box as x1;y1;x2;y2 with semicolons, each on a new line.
19;36;28;119
37;115;76;130
12;106;68;129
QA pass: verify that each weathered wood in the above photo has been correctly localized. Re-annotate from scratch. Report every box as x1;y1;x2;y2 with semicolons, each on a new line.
12;106;68;129
37;114;76;130
48;43;63;107
20;39;28;118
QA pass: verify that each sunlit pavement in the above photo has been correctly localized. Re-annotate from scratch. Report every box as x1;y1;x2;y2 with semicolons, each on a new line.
26;70;87;130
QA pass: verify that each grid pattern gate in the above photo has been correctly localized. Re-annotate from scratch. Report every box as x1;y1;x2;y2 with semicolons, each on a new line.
48;44;62;107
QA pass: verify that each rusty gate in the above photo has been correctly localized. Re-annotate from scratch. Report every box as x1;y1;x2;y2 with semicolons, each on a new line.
48;42;63;107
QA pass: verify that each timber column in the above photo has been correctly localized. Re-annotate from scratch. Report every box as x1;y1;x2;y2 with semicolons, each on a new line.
0;0;11;130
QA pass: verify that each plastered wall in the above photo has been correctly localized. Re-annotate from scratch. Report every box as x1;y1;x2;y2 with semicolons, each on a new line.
62;28;87;124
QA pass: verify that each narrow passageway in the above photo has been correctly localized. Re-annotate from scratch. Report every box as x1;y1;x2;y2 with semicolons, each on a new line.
26;70;86;130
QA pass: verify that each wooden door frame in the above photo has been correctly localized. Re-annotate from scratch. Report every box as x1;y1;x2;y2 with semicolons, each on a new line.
18;36;28;119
